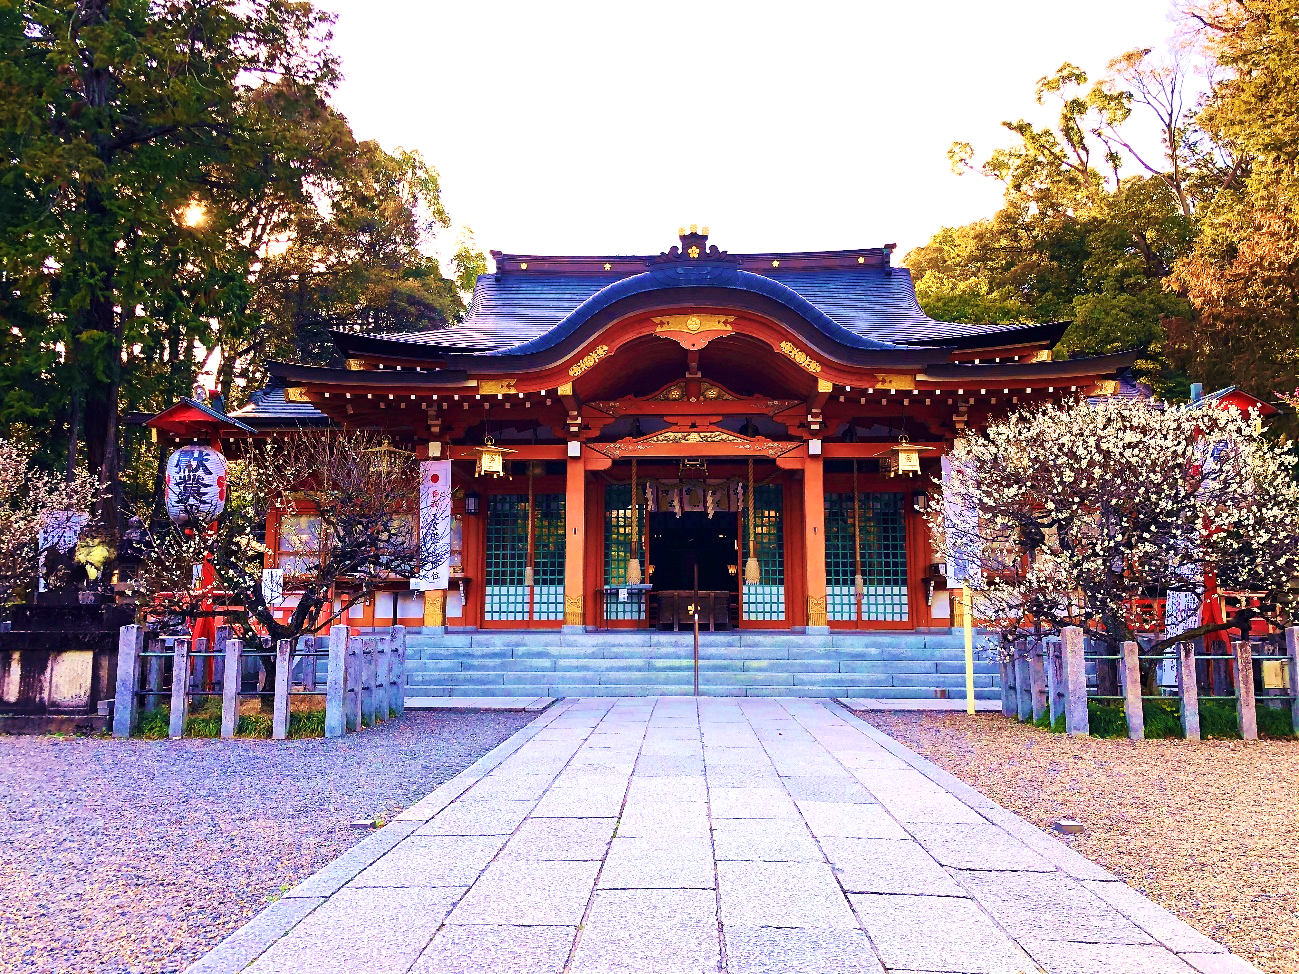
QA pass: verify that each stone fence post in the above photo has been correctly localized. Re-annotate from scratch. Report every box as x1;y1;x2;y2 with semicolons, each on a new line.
1046;638;1066;728
1234;640;1258;741
1121;641;1144;741
1177;641;1201;741
112;625;143;739
220;638;243;739
1014;640;1032;722
1028;641;1048;723
168;637;194;739
392;625;407;719
1062;626;1089;736
1287;627;1299;736
271;639;292;740
325;625;348;738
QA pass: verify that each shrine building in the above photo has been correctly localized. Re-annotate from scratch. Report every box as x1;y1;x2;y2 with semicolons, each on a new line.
242;229;1136;636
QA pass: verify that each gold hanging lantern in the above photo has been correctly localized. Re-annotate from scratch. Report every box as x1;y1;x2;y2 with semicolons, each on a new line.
884;434;932;478
474;435;515;478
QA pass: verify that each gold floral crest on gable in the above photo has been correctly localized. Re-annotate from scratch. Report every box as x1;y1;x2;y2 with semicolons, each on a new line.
568;345;609;378
778;341;822;374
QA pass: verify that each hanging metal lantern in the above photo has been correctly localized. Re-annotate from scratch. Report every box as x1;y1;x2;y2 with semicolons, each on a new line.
474;436;515;478
884;434;933;478
165;445;228;525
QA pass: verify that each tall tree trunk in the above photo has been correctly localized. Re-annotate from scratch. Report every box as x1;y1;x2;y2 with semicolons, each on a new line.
65;393;81;483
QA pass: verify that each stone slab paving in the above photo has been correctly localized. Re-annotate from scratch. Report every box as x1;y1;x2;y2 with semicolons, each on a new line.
188;697;1264;974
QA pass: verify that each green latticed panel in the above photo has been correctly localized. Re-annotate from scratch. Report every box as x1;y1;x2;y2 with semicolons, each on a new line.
485;494;528;621
825;492;857;621
531;493;566;621
742;483;784;621
823;492;909;622
484;492;566;622
864;492;908;621
604;483;646;622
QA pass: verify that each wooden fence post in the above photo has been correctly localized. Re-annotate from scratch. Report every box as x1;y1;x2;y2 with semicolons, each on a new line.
271;639;292;740
1121;640;1144;741
1234;640;1258;741
1178;640;1201;741
1029;641;1048;723
1062;626;1089;736
112;625;143;739
168;637;192;739
1046;638;1066;728
220;638;243;739
325;625;348;738
392;625;406;719
1014;640;1032;722
1287;627;1299;736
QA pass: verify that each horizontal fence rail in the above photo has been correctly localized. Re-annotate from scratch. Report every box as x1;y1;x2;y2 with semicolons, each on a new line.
112;624;406;741
993;625;1299;740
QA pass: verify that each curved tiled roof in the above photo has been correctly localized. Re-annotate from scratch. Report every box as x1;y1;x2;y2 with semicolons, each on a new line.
345;251;1058;357
229;387;328;427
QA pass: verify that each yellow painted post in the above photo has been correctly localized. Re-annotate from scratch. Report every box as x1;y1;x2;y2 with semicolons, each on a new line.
963;583;975;715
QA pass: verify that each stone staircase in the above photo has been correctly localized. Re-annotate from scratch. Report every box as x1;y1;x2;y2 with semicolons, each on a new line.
402;629;1000;699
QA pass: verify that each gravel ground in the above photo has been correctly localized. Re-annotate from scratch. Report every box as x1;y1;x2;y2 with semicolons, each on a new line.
0;710;536;974
859;709;1299;974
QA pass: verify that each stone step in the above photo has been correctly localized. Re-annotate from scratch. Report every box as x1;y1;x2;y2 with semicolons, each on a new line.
417;684;1001;699
401;657;999;677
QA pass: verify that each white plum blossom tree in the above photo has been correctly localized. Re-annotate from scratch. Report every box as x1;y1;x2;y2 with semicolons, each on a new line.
930;397;1299;664
0;440;100;604
134;429;445;650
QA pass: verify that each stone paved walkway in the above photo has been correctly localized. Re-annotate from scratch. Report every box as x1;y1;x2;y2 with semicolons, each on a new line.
189;698;1261;974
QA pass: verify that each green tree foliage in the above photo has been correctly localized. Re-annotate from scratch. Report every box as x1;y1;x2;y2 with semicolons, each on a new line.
905;56;1212;395
0;0;341;525
0;0;485;530
246;139;470;372
1168;1;1299;396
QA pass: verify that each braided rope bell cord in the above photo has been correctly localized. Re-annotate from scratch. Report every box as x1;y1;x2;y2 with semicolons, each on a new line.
853;458;865;609
744;457;760;584
627;457;642;584
523;462;535;587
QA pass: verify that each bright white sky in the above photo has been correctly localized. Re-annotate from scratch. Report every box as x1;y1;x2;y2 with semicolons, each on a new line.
320;0;1182;268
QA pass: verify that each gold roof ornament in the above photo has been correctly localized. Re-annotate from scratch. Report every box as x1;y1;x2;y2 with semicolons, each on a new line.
883;434;934;478
474;435;516;478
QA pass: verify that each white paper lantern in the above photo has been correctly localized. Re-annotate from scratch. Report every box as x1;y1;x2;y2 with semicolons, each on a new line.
165;445;228;525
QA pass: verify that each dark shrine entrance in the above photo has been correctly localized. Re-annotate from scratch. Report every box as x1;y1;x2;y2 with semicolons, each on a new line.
648;511;739;630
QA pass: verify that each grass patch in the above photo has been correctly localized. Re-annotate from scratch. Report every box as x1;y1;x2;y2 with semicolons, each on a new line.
1051;712;1066;733
288;709;326;738
131;697;328;739
1033;710;1052;730
1087;700;1129;738
1199;699;1241;739
1141;699;1185;739
135;706;171;740
1258;702;1297;739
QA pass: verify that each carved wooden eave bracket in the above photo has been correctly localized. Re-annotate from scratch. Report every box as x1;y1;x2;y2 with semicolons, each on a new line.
585;378;800;421
651;314;736;351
